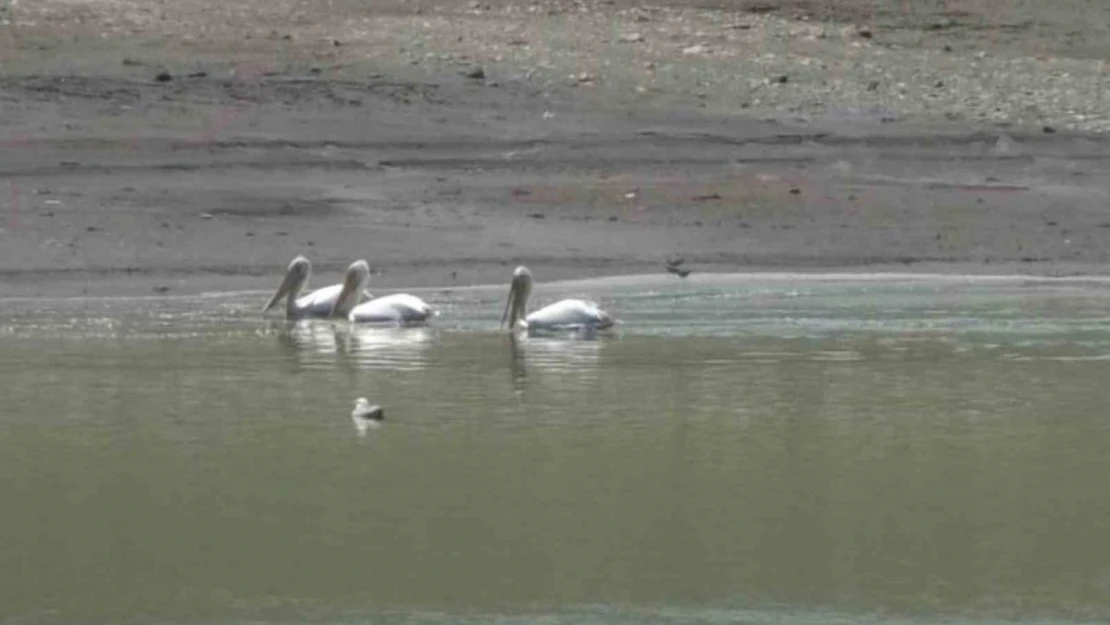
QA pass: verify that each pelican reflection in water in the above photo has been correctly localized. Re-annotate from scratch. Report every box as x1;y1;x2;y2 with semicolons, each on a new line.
337;325;435;371
507;330;607;389
276;321;434;371
272;319;344;369
500;265;616;336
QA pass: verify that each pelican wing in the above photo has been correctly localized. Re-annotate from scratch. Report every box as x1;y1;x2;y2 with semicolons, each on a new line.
525;298;612;330
349;293;434;325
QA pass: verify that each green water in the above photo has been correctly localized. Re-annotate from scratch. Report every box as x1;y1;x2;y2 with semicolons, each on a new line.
3;273;1110;624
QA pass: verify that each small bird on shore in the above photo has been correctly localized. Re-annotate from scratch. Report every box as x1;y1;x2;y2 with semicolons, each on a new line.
351;397;384;435
665;256;692;278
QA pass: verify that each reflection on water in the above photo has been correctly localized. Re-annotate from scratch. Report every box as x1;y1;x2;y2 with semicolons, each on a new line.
275;319;435;371
341;324;435;372
276;319;340;357
3;275;1110;624
508;332;608;389
351;409;384;438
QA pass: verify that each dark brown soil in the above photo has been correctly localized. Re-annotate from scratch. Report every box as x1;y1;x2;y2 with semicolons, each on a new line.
2;0;1110;298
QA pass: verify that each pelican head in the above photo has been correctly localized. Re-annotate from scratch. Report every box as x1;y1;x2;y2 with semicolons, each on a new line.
501;265;533;330
263;255;311;313
330;259;371;318
596;309;615;329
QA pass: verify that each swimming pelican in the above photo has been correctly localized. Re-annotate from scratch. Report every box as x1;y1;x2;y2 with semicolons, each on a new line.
349;292;434;325
500;265;615;333
262;256;371;319
322;258;433;324
344;266;434;325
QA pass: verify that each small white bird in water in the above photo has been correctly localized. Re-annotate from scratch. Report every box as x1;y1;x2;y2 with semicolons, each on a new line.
262;255;372;320
500;265;615;334
351;397;384;435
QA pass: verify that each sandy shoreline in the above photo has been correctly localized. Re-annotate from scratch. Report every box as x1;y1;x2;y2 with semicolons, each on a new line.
3;1;1110;299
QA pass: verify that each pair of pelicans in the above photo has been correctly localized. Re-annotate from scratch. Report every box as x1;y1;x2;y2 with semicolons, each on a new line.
262;255;616;332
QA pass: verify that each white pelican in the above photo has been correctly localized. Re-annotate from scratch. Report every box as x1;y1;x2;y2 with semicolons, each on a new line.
500;265;615;333
347;283;434;325
262;256;371;320
351;397;384;435
316;257;434;324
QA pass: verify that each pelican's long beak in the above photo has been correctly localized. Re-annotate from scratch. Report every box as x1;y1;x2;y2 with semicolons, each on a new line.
500;273;530;330
263;268;301;313
331;260;371;318
596;310;615;330
500;280;517;329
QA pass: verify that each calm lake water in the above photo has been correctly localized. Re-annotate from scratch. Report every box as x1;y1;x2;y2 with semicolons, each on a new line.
3;273;1110;625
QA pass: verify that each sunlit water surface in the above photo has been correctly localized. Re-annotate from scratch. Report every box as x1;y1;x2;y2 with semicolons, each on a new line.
3;273;1110;625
